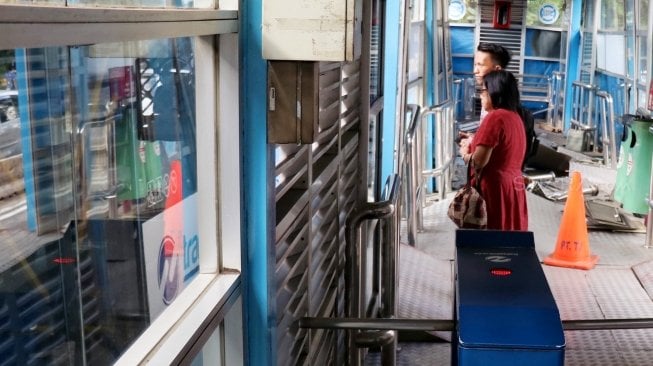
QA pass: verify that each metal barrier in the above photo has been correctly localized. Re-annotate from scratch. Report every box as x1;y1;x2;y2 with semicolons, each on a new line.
551;71;565;131
452;78;463;120
299;175;401;366
300;316;653;332
452;77;477;121
403;104;420;246
517;73;553;121
405;101;455;246
646;125;653;248
570;81;598;151
595;90;618;168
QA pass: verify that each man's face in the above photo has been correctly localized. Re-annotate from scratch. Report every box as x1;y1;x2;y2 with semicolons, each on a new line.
473;51;501;85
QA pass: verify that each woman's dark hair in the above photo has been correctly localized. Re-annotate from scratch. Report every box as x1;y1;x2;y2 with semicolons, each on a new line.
483;70;520;112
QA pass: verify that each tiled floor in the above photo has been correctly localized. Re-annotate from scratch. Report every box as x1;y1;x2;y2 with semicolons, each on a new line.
367;152;653;364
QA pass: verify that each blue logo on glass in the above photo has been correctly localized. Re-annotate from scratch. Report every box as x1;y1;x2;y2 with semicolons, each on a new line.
539;4;559;25
158;235;181;305
449;0;466;21
157;233;200;305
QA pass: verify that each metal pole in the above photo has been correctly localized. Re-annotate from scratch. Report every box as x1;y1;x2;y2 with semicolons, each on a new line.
345;175;400;366
405;105;421;247
381;177;400;319
563;318;653;330
552;72;564;131
417;112;424;231
299;317;456;331
596;91;617;168
300;316;653;332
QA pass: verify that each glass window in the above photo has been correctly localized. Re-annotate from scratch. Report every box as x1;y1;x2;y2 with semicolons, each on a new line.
408;21;424;83
410;0;424;21
638;39;648;84
186;297;243;366
600;0;625;30
406;83;421;105
0;0;212;6
581;0;595;29
596;33;626;74
525;29;562;58
0;0;63;4
0;36;204;365
641;0;649;29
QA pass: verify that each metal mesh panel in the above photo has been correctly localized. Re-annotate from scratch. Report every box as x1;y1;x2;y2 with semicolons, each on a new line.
274;60;361;366
580;32;594;84
478;27;523;74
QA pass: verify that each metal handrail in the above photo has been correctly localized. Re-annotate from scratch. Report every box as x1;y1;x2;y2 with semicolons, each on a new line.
570;81;598;151
515;73;553;120
405;100;455;246
595;90;618;168
399;104;420;172
452;78;463;120
403;104;421;246
299;316;653;332
551;71;565;130
646;125;653;248
333;174;401;366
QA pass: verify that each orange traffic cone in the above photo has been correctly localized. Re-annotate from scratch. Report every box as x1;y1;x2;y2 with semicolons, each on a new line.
543;171;599;270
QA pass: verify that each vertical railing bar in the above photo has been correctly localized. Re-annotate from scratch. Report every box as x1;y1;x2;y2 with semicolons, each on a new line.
646;126;653;248
345;175;400;366
404;105;421;246
595;90;617;168
552;71;564;131
404;101;455;244
417;111;425;231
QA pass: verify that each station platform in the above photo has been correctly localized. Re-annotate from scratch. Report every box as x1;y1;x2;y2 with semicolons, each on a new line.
367;130;653;365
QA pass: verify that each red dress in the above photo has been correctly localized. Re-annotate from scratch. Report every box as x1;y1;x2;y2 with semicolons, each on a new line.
470;109;528;231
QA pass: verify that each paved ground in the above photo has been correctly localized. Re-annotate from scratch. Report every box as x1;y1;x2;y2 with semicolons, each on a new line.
368;128;653;365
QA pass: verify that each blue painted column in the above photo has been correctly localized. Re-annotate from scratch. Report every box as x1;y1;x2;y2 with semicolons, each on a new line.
240;0;272;365
380;0;402;182
425;0;435;108
563;0;582;131
425;0;435;192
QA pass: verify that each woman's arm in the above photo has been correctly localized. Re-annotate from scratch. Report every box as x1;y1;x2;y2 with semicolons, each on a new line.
468;144;493;172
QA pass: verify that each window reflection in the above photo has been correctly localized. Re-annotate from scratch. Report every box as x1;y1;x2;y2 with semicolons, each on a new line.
600;0;625;30
0;37;199;365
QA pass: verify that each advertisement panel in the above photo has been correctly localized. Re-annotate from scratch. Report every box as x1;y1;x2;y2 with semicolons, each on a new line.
142;192;200;321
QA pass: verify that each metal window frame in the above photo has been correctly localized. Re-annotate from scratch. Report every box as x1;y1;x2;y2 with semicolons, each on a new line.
0;5;242;365
0;5;238;49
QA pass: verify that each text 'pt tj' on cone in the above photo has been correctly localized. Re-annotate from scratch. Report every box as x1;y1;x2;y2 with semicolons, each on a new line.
544;171;599;270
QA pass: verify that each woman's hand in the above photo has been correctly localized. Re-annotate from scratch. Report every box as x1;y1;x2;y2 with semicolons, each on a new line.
459;136;471;156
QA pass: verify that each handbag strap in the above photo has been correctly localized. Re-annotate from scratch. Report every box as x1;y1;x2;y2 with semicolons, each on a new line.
465;158;482;191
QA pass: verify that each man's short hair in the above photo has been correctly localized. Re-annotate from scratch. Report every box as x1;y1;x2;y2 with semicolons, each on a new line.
477;43;511;69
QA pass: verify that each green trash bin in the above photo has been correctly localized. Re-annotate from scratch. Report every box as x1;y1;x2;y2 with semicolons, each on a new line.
613;123;634;203
614;114;653;215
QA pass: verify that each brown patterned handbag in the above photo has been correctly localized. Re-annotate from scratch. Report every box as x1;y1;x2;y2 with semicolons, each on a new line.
447;161;487;229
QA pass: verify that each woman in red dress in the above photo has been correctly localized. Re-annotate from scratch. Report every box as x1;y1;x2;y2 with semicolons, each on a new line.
460;70;528;231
